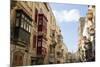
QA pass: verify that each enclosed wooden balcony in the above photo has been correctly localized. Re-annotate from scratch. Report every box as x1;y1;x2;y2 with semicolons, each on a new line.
87;9;93;20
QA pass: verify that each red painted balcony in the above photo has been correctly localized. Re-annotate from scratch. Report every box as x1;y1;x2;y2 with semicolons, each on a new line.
42;47;47;57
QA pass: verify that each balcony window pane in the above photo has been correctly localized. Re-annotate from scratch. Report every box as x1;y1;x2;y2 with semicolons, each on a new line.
16;18;19;27
21;19;24;28
26;24;28;31
38;41;41;47
22;14;24;19
29;26;31;32
16;13;20;17
23;22;26;30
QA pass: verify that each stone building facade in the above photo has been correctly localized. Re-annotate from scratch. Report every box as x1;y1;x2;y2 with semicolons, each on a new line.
10;0;68;66
78;5;95;62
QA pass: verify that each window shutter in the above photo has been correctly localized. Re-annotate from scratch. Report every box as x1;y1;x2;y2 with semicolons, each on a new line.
35;8;38;23
33;35;36;48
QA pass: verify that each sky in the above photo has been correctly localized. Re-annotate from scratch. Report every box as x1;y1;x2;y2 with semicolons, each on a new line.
49;3;88;53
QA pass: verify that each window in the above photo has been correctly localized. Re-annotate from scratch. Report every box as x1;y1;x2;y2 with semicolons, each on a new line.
57;52;60;56
26;24;29;31
16;13;20;17
16;18;19;27
38;41;42;47
52;33;55;37
33;35;36;48
24;16;26;20
23;22;26;30
25;22;27;30
22;14;24;18
35;8;38;23
27;19;29;23
28;25;29;32
38;25;42;31
16;10;32;32
21;19;24;28
39;21;42;25
29;26;31;32
37;47;42;55
21;14;31;32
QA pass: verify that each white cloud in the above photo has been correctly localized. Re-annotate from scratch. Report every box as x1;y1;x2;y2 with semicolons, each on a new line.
53;9;81;23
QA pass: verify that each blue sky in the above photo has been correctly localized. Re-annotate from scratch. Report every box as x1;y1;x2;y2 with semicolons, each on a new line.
49;3;88;53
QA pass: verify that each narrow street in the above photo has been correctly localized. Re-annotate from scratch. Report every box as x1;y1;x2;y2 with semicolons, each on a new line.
10;0;95;66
